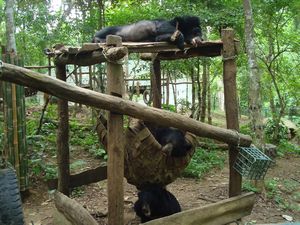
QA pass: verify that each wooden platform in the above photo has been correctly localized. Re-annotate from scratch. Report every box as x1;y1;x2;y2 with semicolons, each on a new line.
50;41;226;66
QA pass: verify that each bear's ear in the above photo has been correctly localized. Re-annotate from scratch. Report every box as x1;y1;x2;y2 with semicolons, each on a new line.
173;16;184;25
185;141;192;151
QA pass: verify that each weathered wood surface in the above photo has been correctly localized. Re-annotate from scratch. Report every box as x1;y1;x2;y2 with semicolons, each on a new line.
54;191;98;225
0;62;252;147
47;165;107;190
222;29;242;197
53;41;223;65
106;35;125;225
56;64;70;196
143;192;256;225
151;59;162;108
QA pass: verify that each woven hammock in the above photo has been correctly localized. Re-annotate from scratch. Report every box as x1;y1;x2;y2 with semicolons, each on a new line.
96;116;197;188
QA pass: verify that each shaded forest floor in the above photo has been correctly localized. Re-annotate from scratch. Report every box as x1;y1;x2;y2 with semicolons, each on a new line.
23;151;300;225
21;104;300;224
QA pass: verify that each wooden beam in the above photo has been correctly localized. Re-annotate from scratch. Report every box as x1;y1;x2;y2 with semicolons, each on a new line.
55;64;70;196
54;51;106;66
24;65;55;69
54;191;98;225
54;41;223;66
0;62;252;147
151;58;162;108
143;192;255;225
222;28;241;197
106;35;125;225
47;165;107;190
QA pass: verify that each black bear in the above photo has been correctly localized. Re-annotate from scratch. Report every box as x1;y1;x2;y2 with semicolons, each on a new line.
92;16;202;50
144;122;192;157
134;185;181;223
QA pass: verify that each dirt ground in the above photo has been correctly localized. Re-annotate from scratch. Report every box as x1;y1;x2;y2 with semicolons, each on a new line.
22;150;300;225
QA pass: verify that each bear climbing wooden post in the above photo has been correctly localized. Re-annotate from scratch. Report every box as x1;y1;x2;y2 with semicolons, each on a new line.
221;28;241;197
105;35;127;225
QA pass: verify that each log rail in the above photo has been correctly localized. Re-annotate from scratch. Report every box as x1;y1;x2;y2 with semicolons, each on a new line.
0;62;252;147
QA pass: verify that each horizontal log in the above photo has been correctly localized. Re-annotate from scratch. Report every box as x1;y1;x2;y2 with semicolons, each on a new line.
54;191;98;225
47;165;107;190
140;43;222;61
54;50;106;66
54;41;223;66
24;65;55;69
143;192;256;225
0;62;252;146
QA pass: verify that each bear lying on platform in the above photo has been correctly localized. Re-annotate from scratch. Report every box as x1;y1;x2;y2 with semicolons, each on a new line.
92;16;203;50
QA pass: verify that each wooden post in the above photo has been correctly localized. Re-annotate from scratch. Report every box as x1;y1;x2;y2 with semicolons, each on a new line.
79;66;82;108
55;64;70;196
151;58;162;108
222;28;241;197
106;35;125;225
44;55;51;103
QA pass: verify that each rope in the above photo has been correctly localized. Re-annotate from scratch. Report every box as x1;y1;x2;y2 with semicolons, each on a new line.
231;129;241;147
222;55;237;61
102;46;125;65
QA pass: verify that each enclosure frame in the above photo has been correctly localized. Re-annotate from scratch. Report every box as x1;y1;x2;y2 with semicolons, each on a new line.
0;28;252;225
54;28;243;225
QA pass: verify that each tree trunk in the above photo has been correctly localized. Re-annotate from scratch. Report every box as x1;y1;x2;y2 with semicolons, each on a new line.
56;65;70;196
207;63;212;125
243;0;264;147
191;67;196;116
170;71;177;112
196;59;201;120
200;60;207;122
5;0;17;54
166;70;170;106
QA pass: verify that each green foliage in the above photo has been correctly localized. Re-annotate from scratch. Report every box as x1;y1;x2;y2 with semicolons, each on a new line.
242;180;259;193
265;177;300;211
29;157;57;180
264;119;289;142
240;123;252;136
71;186;85;198
161;104;176;112
277;140;300;156
183;147;225;178
89;147;107;160
265;177;280;198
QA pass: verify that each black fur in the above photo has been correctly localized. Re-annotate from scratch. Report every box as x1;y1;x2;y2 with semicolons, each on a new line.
134;185;181;223
92;16;202;50
145;122;192;157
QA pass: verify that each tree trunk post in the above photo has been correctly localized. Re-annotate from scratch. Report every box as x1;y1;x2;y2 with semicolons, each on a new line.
221;28;241;197
151;58;162;108
55;64;70;196
106;35;125;225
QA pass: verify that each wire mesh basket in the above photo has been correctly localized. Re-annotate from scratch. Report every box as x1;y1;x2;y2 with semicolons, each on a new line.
234;146;272;180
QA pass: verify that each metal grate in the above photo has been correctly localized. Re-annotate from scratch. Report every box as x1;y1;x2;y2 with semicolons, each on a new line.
234;146;272;180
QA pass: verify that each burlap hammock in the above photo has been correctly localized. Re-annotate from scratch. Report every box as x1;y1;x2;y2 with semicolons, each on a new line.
96;116;198;188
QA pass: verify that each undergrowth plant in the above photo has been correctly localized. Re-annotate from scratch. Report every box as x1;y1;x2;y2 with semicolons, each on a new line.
183;147;225;178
